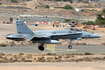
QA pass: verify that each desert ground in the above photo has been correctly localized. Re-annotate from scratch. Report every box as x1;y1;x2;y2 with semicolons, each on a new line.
0;62;105;70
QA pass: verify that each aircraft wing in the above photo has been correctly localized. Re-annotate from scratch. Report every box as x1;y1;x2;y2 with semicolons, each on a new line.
35;34;51;38
34;32;82;38
29;32;82;40
27;33;51;41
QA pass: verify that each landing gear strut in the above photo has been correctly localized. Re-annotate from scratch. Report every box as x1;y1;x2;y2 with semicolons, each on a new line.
38;44;44;51
63;39;72;49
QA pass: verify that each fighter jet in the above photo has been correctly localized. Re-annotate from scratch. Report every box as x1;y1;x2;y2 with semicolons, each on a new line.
6;20;101;51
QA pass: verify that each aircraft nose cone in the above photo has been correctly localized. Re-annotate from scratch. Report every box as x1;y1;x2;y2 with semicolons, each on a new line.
91;34;101;38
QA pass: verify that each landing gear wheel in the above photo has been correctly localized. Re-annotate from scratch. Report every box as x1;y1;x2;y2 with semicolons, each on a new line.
38;46;44;51
68;45;72;49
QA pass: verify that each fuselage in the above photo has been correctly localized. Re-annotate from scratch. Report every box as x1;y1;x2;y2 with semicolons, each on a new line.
6;28;101;41
33;29;101;39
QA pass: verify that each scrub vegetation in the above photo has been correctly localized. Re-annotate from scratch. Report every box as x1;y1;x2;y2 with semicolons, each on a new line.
64;5;74;10
82;8;105;25
0;53;104;63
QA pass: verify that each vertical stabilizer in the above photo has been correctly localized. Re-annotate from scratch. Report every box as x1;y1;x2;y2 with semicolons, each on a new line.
14;20;34;34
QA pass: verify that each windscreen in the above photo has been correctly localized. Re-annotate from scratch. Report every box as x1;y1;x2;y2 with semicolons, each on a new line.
66;28;82;31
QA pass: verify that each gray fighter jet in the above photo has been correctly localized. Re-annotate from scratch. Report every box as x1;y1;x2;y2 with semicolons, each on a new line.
6;20;101;51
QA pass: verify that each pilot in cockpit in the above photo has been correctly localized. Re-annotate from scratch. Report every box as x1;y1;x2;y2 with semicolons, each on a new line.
70;28;81;31
66;28;81;31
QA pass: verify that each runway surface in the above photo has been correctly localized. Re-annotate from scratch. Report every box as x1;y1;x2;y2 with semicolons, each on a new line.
0;45;105;54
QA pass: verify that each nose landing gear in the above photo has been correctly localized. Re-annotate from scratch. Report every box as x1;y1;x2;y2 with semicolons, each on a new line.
68;45;72;49
63;39;72;49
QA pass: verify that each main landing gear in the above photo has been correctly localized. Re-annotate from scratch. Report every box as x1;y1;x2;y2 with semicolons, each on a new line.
38;44;44;51
64;39;72;49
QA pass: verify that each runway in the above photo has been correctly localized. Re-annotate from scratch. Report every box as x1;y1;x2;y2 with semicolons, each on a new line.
0;45;105;54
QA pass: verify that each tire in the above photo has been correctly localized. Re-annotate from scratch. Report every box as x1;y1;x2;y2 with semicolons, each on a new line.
40;46;44;51
38;46;44;51
68;45;72;49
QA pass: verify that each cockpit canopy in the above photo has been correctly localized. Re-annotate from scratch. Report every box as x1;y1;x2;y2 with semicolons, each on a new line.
66;28;82;31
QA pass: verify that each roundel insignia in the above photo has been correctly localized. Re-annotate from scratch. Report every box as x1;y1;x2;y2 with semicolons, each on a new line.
23;37;26;40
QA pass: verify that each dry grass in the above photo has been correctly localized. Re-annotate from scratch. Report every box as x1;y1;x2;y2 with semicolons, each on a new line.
0;53;104;63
